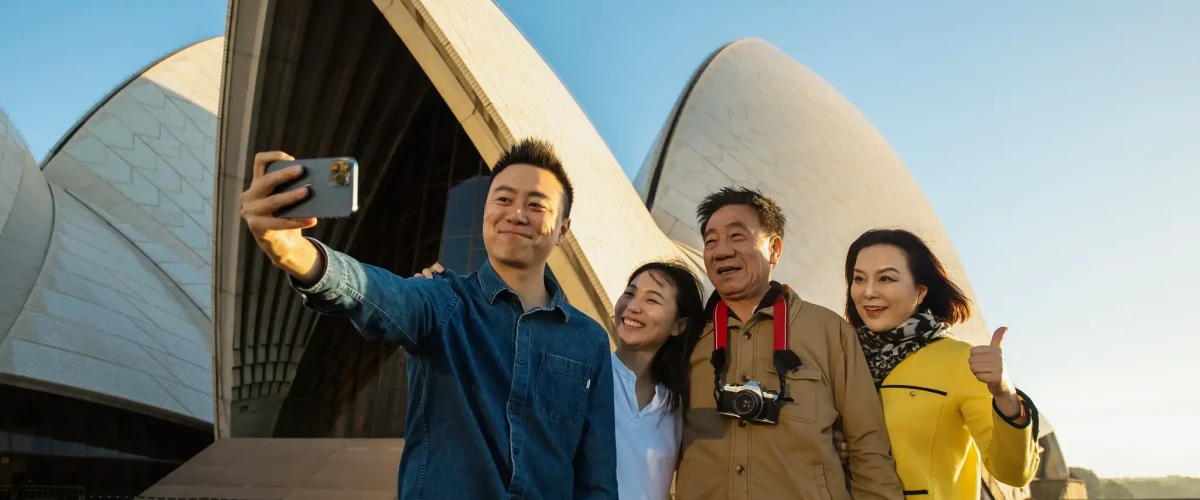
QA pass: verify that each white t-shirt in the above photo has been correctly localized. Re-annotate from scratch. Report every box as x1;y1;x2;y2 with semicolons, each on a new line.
611;352;682;500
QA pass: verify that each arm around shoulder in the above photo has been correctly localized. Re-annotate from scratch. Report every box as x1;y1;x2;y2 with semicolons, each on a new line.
831;319;905;500
290;237;457;351
571;332;617;498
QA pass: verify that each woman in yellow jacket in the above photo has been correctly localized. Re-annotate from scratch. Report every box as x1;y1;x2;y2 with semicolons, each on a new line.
842;228;1040;499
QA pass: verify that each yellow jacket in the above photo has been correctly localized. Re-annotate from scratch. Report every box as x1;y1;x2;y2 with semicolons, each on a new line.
879;337;1040;500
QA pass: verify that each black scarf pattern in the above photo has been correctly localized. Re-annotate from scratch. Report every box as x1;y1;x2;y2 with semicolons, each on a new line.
857;312;952;387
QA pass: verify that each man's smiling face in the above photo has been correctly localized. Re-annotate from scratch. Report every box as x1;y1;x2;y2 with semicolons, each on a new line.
702;204;781;302
482;163;569;270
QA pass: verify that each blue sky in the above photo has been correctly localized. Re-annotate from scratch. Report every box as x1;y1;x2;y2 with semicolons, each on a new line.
2;0;1196;478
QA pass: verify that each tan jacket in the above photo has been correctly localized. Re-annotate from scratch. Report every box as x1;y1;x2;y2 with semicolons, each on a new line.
675;284;904;500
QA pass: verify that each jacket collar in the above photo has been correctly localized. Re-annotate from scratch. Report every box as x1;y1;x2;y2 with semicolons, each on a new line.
478;259;571;322
705;280;788;321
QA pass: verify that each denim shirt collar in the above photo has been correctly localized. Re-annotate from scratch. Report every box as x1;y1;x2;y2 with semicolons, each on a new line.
478;260;571;322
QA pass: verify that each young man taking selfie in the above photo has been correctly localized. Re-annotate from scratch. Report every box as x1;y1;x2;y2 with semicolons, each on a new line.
237;138;617;499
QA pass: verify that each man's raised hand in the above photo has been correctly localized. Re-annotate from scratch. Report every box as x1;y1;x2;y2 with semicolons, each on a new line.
239;151;322;284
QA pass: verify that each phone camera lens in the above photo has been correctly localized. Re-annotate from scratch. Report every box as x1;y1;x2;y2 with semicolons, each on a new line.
329;161;350;186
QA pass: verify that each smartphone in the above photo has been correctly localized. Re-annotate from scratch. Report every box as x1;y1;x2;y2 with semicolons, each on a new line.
265;157;359;218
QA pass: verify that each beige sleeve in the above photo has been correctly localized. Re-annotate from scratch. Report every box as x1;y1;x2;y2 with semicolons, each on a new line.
830;320;905;500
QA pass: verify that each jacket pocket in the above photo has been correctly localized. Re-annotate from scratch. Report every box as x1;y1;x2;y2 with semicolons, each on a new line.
879;384;947;396
534;352;591;424
766;360;824;424
813;464;835;500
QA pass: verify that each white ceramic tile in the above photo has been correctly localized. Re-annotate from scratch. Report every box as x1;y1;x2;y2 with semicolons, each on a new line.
86;114;137;151
34;287;159;346
73;177;127;210
154;376;214;421
642;39;991;344
13;310;175;379
63;131;108;164
128;81;168;109
0;337;190;417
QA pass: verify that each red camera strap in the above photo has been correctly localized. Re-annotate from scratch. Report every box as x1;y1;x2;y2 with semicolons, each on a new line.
714;302;729;349
713;295;788;351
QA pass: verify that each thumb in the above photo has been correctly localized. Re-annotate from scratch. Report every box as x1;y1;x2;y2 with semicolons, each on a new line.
990;327;1008;348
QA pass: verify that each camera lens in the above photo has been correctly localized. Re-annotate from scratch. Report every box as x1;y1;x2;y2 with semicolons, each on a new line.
330;161;350;186
733;391;761;418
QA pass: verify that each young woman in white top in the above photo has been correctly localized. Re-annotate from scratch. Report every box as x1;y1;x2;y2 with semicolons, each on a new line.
415;259;706;500
610;260;705;500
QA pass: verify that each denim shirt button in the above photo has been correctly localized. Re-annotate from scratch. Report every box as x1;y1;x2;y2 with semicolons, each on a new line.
517;357;525;364
509;403;518;412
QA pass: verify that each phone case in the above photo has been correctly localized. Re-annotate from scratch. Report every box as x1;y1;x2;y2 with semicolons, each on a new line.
265;157;359;219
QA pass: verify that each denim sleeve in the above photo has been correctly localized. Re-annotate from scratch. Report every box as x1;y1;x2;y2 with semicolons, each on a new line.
571;335;618;498
290;237;456;351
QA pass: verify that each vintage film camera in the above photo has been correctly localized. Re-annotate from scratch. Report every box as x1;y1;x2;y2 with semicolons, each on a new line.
710;291;803;426
716;380;784;425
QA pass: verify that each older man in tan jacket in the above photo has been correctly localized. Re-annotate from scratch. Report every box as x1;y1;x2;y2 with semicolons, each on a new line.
675;187;903;500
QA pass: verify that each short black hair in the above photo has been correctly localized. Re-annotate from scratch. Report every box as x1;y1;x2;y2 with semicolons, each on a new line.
843;228;973;328
490;137;574;219
696;187;786;239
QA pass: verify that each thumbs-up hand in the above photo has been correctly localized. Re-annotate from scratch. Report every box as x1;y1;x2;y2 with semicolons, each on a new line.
968;327;1013;398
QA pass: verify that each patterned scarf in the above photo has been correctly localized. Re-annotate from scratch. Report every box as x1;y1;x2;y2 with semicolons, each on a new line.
856;311;952;387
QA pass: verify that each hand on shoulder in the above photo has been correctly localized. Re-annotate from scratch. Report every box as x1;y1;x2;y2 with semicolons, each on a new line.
413;262;446;279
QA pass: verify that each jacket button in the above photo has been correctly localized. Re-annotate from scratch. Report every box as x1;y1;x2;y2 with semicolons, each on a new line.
741;375;750;382
735;465;745;475
910;391;916;397
743;332;752;340
738;420;748;428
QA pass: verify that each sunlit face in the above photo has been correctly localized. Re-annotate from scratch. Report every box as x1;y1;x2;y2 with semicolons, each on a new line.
702;205;782;302
482;164;570;270
851;244;928;332
614;270;684;351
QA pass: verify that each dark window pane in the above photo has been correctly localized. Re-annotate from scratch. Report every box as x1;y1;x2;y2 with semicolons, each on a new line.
10;432;32;453
440;237;471;271
52;435;86;456
443;175;488;239
31;434;52;454
441;175;490;273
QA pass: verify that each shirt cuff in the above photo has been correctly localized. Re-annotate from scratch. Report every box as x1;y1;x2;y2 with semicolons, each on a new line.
290;237;337;295
994;388;1039;433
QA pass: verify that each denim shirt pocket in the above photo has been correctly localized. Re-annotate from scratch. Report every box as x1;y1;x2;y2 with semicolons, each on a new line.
534;352;592;424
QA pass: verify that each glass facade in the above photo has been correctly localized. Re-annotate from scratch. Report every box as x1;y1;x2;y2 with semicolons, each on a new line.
272;94;491;439
439;175;490;273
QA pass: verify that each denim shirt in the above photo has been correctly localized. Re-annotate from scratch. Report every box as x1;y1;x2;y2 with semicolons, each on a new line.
293;239;617;499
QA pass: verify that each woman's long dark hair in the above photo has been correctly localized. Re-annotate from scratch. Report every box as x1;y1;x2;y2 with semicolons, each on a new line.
625;260;706;413
843;229;972;328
